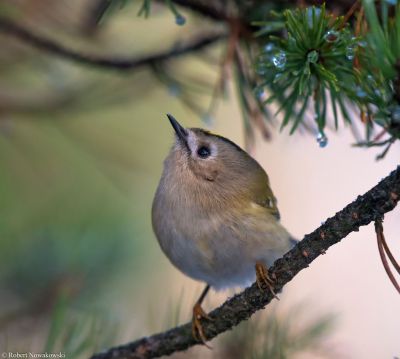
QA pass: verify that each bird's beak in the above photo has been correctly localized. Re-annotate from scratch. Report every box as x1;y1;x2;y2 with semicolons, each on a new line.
167;114;188;145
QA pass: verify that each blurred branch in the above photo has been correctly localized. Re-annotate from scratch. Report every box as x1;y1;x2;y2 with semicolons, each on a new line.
157;0;356;22
91;166;400;359
156;0;231;21
0;16;225;70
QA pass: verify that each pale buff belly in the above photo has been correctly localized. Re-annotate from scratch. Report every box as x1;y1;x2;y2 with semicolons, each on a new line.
155;212;291;290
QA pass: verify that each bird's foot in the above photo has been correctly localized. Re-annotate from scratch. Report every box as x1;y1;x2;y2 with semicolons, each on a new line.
192;303;213;348
255;261;279;300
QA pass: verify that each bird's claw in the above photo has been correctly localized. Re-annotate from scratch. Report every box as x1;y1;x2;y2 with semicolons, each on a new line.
192;303;213;348
255;262;279;300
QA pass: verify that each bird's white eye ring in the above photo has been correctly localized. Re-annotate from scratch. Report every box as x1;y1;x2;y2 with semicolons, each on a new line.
197;146;211;158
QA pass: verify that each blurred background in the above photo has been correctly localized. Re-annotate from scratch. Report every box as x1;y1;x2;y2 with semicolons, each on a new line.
0;1;399;358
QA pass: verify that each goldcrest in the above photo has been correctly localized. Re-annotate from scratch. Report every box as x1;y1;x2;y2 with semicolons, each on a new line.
152;114;295;343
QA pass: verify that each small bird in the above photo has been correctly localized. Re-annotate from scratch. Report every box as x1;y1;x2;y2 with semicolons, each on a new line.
152;114;295;344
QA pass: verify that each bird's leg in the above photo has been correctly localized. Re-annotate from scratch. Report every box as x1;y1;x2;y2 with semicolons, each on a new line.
192;284;213;347
255;261;279;300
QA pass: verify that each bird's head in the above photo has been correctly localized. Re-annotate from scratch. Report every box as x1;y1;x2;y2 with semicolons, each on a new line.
166;114;251;183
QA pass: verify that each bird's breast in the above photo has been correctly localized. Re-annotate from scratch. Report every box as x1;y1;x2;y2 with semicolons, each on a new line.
151;173;293;289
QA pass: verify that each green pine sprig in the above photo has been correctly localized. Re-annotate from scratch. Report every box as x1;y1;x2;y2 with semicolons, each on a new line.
255;4;361;135
254;1;400;155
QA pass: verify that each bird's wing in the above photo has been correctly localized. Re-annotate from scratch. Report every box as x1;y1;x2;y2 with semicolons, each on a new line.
257;187;280;220
251;167;281;220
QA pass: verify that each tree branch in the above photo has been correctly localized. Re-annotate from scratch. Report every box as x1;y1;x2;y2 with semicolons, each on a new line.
90;166;400;359
0;16;225;70
163;0;356;22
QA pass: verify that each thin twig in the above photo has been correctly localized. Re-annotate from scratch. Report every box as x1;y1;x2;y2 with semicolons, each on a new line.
380;229;400;276
0;16;225;70
340;0;361;29
91;166;400;359
375;219;400;294
376;139;396;160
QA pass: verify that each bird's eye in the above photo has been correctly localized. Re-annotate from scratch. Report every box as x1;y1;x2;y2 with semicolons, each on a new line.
197;146;211;159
